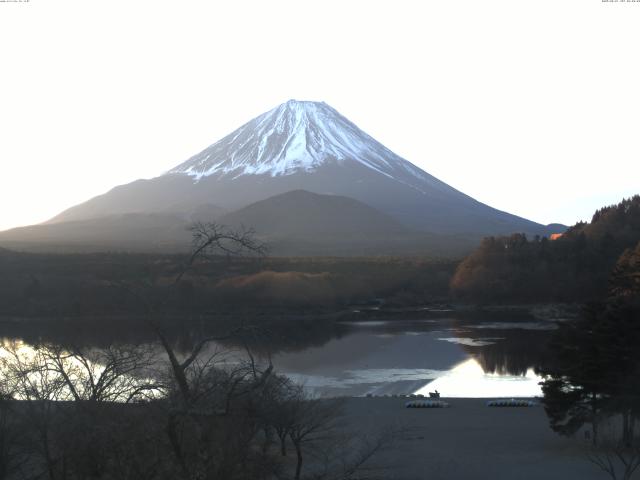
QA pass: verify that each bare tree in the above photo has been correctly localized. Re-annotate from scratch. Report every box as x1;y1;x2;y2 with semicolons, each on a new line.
0;380;27;480
587;443;640;480
312;426;399;480
586;416;640;480
0;342;69;480
263;376;299;458
37;343;160;404
0;341;166;480
0;223;395;480
287;393;343;480
138;221;268;399
174;221;267;286
147;222;391;480
261;381;396;480
141;222;278;479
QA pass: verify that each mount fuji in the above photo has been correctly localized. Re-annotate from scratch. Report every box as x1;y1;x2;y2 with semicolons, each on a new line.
168;99;430;184
1;100;559;255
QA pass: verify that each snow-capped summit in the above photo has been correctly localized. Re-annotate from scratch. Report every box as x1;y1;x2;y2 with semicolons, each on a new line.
168;99;428;187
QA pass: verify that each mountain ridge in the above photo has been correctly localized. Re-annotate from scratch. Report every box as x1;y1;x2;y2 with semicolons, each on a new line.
0;190;480;257
46;99;551;237
2;99;564;255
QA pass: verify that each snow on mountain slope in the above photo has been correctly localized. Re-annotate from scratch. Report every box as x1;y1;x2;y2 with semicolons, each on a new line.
168;99;432;189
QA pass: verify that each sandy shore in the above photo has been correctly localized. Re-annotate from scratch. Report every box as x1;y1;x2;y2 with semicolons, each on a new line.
341;397;602;480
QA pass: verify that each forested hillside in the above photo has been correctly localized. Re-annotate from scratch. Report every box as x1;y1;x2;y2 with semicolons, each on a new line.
451;195;640;302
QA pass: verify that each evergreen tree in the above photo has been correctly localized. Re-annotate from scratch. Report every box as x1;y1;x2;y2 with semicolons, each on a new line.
539;243;640;446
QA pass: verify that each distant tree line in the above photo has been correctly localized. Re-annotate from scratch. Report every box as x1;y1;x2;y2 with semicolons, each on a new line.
451;195;640;303
0;250;456;318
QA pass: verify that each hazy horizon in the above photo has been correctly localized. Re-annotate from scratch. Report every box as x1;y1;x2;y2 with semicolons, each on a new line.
1;0;639;231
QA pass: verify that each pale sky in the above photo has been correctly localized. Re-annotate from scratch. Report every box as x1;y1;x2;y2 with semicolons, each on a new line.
1;0;638;231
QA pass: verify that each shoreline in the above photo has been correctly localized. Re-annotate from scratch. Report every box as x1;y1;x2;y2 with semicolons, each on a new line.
341;397;601;480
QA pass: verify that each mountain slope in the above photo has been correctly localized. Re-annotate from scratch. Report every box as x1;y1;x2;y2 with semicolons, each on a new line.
167;100;437;190
48;100;550;237
0;213;190;252
0;191;481;256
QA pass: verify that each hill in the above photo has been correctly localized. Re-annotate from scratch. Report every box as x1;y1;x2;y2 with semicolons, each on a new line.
451;195;640;302
0;190;480;257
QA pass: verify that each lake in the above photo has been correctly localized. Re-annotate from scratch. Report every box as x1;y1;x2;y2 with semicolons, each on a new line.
271;314;554;397
0;311;556;398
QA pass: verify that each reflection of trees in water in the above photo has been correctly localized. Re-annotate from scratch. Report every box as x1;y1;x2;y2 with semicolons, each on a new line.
447;310;553;376
2;313;554;378
217;319;349;357
1;318;153;348
466;329;551;376
539;297;640;451
440;312;551;378
0;315;349;358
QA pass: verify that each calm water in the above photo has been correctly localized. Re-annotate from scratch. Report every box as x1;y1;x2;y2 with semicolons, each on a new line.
270;316;554;397
0;312;556;398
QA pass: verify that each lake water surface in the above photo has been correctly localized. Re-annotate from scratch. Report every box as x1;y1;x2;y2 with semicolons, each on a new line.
269;315;554;397
1;312;555;399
